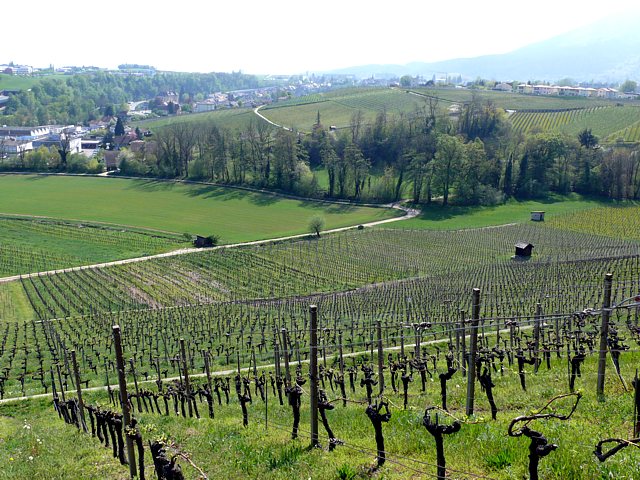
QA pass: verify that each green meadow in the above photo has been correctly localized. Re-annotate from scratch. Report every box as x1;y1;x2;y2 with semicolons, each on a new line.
388;194;605;230
0;175;400;244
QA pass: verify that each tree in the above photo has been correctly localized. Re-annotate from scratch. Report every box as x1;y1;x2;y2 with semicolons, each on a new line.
502;154;514;197
114;117;125;137
620;80;637;94
433;134;465;206
400;75;413;87
308;215;325;237
578;128;598;149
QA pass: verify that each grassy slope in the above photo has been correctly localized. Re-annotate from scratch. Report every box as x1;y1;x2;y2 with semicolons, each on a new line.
132;107;258;131
0;74;42;91
389;194;604;230
0;175;399;244
0;283;35;322
0;350;637;480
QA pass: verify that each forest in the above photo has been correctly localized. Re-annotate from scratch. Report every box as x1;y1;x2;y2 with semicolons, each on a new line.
0;71;262;126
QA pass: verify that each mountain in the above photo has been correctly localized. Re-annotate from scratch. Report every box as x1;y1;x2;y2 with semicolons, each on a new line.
329;13;640;83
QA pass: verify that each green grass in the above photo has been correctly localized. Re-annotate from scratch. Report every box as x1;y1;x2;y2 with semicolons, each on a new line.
0;216;189;277
132;107;259;131
0;74;42;91
261;88;427;133
389;194;604;230
1;347;638;480
409;87;640;110
0;283;35;322
0;175;400;244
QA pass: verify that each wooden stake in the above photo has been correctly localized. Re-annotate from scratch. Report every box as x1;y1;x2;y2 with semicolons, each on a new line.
597;273;613;397
309;305;319;447
113;325;136;478
466;289;480;417
71;350;87;433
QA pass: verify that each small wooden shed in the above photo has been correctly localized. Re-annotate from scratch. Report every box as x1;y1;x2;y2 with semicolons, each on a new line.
531;211;545;222
193;235;214;248
515;242;534;258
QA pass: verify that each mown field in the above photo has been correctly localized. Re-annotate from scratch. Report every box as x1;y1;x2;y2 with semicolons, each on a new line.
0;175;399;246
391;194;604;230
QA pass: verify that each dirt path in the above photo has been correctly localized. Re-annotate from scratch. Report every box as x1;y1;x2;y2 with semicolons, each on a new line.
254;105;292;131
0;202;418;284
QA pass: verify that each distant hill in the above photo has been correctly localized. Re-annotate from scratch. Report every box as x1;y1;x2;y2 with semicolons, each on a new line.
329;13;640;83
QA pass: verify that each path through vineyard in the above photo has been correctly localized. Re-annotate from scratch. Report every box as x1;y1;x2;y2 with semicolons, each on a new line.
0;202;418;284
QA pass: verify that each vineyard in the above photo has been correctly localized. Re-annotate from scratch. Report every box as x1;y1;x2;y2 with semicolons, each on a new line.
2;203;640;479
508;105;640;142
260;89;426;133
0;216;187;277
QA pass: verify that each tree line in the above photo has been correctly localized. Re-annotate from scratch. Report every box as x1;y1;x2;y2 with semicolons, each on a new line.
121;95;640;203
1;71;262;126
4;92;640;203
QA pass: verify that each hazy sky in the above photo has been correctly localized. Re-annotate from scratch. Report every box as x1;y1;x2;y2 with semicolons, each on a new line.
4;0;639;74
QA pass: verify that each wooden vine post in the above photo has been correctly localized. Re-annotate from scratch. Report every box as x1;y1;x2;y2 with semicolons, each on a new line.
376;320;384;395
466;289;480;416
180;338;193;418
533;303;542;374
203;351;214;419
113;325;137;478
71;350;88;433
596;273;613;397
309;305;319;447
281;328;291;388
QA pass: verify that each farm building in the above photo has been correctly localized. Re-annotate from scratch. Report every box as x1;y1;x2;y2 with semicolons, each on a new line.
514;242;534;258
531;211;545;221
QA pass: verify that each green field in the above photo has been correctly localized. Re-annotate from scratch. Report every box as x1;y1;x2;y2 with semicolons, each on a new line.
387;194;603;230
0;74;43;91
260;88;427;133
509;105;640;142
132;107;259;131
0;175;399;244
0;216;189;277
409;87;639;110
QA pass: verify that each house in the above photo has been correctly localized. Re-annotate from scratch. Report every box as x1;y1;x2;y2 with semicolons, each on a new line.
194;101;216;113
530;211;545;222
514;242;534;258
493;83;513;92
156;91;179;104
0;126;50;139
0;139;33;155
517;84;534;94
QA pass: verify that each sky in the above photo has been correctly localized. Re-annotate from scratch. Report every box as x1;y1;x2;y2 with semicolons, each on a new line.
3;0;639;75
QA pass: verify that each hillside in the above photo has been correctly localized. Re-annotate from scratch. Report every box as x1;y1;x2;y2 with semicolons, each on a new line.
330;12;640;82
